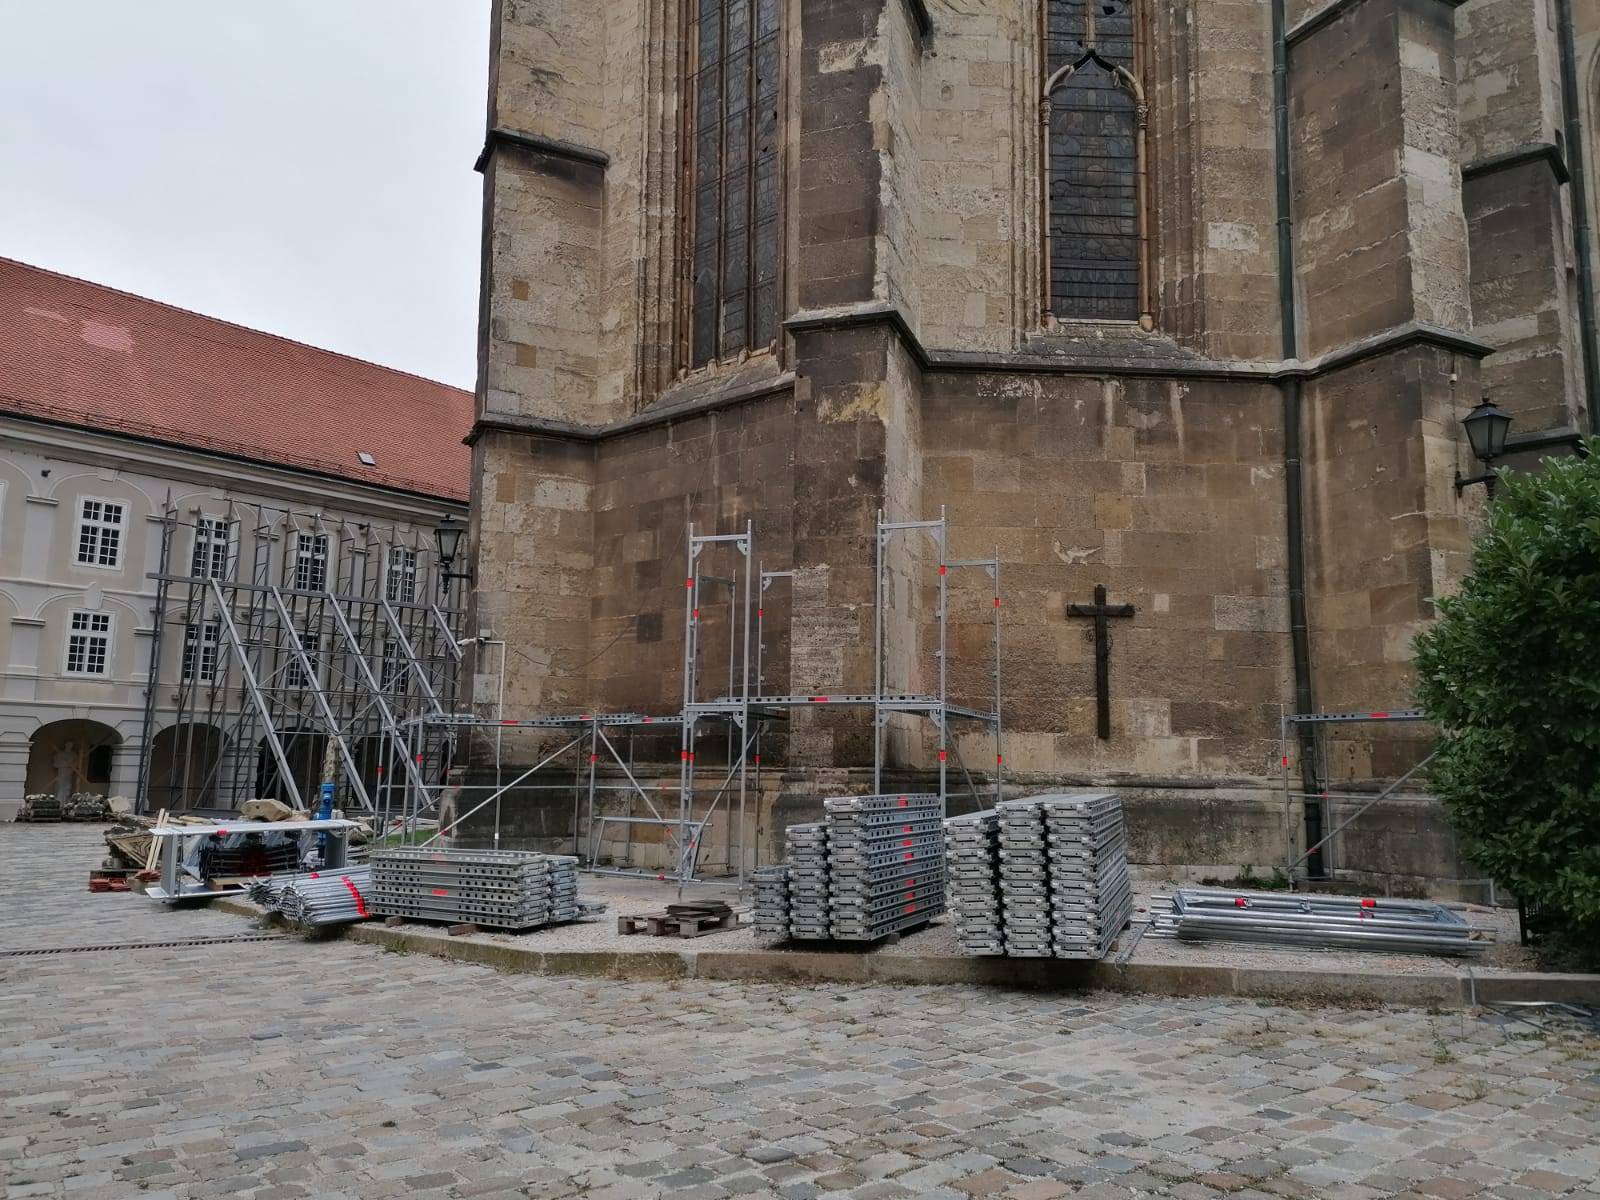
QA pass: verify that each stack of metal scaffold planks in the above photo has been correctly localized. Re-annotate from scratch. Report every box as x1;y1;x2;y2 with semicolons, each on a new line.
949;792;1133;959
785;823;831;939
825;793;945;941
1043;793;1134;959
751;864;790;937
944;810;1003;954
369;847;600;931
996;797;1053;956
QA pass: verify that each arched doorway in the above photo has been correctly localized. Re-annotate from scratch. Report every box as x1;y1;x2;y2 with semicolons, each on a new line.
254;728;326;807
146;724;228;811
26;719;121;801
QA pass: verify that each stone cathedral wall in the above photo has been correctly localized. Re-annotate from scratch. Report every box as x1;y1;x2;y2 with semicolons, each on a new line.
456;0;1597;892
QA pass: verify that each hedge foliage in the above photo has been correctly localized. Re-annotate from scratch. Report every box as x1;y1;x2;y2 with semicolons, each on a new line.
1413;444;1600;955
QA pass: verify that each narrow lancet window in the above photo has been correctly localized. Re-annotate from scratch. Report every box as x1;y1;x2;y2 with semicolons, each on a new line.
1043;0;1151;326
688;0;782;368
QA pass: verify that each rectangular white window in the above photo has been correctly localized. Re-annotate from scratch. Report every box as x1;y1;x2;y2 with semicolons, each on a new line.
386;546;418;603
286;631;320;689
293;532;328;591
380;639;401;689
182;621;220;683
76;498;125;568
65;610;112;675
190;516;235;579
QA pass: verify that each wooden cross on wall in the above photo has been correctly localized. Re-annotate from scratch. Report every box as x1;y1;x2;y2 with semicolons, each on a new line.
1066;584;1135;740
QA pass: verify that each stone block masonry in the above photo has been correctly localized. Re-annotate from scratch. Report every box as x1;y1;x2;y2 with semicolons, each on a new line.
458;0;1587;886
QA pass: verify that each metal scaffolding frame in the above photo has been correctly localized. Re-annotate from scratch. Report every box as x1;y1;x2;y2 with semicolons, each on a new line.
1277;708;1433;882
136;499;463;825
402;509;1006;887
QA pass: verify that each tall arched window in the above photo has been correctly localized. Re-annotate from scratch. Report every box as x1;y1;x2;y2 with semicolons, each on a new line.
1042;0;1152;327
686;0;783;369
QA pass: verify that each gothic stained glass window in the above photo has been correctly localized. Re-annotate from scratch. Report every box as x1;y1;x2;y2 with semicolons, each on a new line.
689;0;782;369
1045;0;1145;322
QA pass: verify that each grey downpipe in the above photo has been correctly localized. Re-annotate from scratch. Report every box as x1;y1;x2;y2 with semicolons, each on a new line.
1555;0;1600;433
1273;0;1324;872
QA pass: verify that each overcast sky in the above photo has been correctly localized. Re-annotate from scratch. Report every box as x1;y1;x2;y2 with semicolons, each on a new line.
0;0;489;388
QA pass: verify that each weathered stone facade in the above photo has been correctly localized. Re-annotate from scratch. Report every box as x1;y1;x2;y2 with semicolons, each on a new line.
464;0;1598;893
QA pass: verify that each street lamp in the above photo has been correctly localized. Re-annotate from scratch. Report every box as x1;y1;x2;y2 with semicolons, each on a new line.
1455;396;1514;498
433;514;473;594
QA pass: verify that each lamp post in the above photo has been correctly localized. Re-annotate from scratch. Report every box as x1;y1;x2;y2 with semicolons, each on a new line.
1455;396;1514;498
433;514;473;597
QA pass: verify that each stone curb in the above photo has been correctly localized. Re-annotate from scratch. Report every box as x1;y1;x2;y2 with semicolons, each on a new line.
211;897;1600;1009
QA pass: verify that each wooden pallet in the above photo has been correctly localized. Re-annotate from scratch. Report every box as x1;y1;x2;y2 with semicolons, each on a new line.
617;909;739;939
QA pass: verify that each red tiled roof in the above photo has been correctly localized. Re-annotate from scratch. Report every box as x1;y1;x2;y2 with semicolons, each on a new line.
0;257;473;502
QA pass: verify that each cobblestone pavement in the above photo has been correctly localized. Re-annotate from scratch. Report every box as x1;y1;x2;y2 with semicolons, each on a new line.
3;825;1599;1200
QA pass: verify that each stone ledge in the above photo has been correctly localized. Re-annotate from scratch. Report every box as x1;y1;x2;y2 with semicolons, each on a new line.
207;898;1600;1010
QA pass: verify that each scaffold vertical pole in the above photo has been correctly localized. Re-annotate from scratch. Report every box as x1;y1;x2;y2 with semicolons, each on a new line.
993;551;1003;805
936;507;948;815
873;508;885;794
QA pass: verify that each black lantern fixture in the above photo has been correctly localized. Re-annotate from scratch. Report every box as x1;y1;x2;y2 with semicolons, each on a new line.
1455;396;1514;497
433;514;473;593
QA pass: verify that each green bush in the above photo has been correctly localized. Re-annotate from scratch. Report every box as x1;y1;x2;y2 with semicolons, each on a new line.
1413;443;1600;959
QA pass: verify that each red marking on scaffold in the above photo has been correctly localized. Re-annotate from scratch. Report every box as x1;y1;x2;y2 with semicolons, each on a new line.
903;852;914;860
500;719;518;726
1369;711;1390;719
903;825;912;833
753;754;761;764
757;608;764;618
693;609;700;620
589;754;598;764
994;597;1001;608
432;888;448;896
1281;755;1290;767
1361;897;1376;908
375;766;384;775
996;755;1004;766
939;564;947;575
898;797;908;806
904;904;917;913
342;875;369;918
809;696;829;702
680;750;690;761
901;839;913;847
309;872;320;879
685;579;694;588
938;749;948;762
414;754;423;764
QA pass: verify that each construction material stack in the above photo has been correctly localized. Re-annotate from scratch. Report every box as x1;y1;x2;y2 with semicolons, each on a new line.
370;847;600;931
996;798;1053;956
1152;889;1487;956
785;823;830;939
246;866;373;927
943;810;1004;954
825;793;945;941
547;855;581;923
947;792;1133;959
1043;793;1133;958
752;864;790;937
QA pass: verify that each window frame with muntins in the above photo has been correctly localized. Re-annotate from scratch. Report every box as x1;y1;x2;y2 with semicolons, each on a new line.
65;610;113;676
1040;0;1154;330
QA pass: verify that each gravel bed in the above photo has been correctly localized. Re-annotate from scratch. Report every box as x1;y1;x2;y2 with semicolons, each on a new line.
381;874;1533;976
